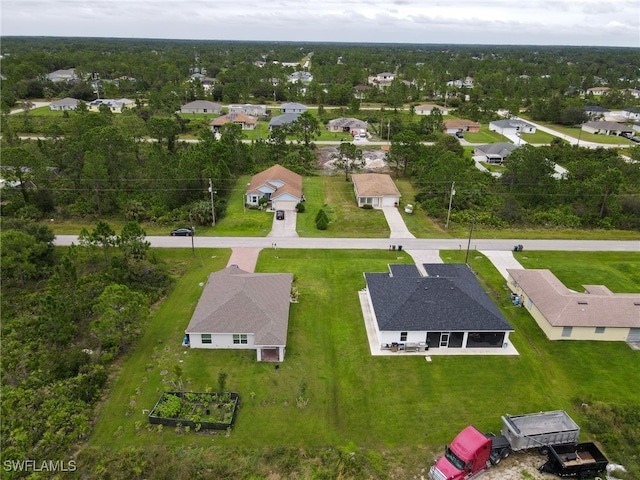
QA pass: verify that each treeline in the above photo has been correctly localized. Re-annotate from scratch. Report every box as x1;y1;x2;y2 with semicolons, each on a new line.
0;219;173;468
1;38;638;120
392;136;640;230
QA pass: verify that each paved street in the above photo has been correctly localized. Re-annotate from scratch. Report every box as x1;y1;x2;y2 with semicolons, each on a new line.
54;234;639;252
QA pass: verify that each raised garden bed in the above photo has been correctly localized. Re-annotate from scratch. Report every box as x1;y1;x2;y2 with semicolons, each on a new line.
148;391;240;430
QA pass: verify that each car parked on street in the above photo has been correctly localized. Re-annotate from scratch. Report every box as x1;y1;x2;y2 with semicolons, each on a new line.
170;227;193;236
276;210;285;220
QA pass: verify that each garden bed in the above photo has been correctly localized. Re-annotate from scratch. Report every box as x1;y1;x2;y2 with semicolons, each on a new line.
148;391;240;430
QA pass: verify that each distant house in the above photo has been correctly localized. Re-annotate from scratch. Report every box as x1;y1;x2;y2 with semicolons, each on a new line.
489;119;536;136
280;102;307;114
354;84;373;98
351;173;401;209
507;269;640;343
584;105;610;119
414;104;448;116
49;97;81;111
228;104;267;117
245;164;303;211
621;107;640;121
210;112;257;131
326;117;368;135
87;98;135;113
443;119;480;134
474;143;519;164
288;71;313;83
446;77;474;88
582;121;633;136
586;87;611;96
368;72;395;87
363;264;514;352
180;100;222;114
185;265;293;362
268;113;300;131
47;68;77;83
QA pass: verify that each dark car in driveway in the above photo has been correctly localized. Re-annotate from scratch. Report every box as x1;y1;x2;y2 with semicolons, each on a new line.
276;210;285;220
170;227;193;236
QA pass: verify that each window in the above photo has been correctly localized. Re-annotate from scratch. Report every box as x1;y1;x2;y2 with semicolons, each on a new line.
400;332;407;342
595;327;605;334
201;334;212;344
562;327;572;338
233;334;248;344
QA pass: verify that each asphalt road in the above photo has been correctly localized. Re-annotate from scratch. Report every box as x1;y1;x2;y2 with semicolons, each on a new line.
54;235;640;252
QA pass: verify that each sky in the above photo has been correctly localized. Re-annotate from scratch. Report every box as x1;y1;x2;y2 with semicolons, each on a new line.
2;0;639;47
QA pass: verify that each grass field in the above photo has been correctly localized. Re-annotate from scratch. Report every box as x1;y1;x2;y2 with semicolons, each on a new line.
90;248;639;464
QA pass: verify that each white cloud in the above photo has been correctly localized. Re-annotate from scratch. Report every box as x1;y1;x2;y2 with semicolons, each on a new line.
1;0;638;46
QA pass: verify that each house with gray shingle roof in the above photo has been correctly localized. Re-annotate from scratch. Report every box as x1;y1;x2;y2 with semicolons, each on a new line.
489;119;536;136
280;103;307;114
180;100;222;114
474;143;519;164
268;113;300;131
185;265;293;362
326;117;368;135
507;269;640;343
581;121;633;136
363;264;514;352
49;97;82;111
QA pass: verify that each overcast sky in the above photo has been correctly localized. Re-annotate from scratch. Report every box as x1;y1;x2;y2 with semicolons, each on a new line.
2;0;639;47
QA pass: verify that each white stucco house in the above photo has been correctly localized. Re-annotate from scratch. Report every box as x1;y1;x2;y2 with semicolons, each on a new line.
351;174;401;209
179;100;222;114
363;264;514;353
507;269;640;343
245;164;303;211
280;102;308;114
414;104;448;116
185;265;293;362
228;104;267;116
49;97;81;111
489;119;536;136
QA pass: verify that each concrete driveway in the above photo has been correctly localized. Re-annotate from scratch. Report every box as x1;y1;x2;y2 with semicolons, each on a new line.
267;209;298;238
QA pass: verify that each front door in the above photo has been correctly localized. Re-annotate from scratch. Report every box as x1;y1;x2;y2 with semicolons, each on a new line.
440;333;450;348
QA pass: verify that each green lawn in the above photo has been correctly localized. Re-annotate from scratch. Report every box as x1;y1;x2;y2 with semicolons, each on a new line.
90;248;640;460
462;126;508;144
519;130;557;144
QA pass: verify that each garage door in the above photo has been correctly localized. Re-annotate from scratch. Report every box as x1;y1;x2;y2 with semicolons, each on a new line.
627;328;640;342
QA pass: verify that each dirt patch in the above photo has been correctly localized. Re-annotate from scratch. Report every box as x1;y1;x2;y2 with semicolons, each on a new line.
471;452;561;480
316;146;390;173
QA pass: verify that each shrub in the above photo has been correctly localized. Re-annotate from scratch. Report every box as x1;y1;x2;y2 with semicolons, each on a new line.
362;204;373;210
296;202;305;213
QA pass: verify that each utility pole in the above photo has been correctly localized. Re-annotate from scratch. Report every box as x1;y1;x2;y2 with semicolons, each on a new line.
464;218;475;264
208;178;216;226
445;181;455;229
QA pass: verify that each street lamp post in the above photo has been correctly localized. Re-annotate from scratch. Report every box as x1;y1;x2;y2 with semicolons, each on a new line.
445;181;456;229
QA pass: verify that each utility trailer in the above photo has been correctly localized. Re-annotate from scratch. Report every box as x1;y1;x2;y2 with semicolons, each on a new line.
539;442;608;478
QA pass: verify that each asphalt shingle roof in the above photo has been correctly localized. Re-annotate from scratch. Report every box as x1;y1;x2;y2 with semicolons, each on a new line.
186;266;293;345
365;264;513;332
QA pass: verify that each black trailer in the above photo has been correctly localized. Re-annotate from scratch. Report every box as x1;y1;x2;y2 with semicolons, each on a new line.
538;442;608;478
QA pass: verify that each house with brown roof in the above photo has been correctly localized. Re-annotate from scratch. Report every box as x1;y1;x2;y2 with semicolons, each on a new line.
352;173;401;209
210;112;257;131
507;269;640;343
185;266;293;362
245;164;303;211
443;119;480;134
